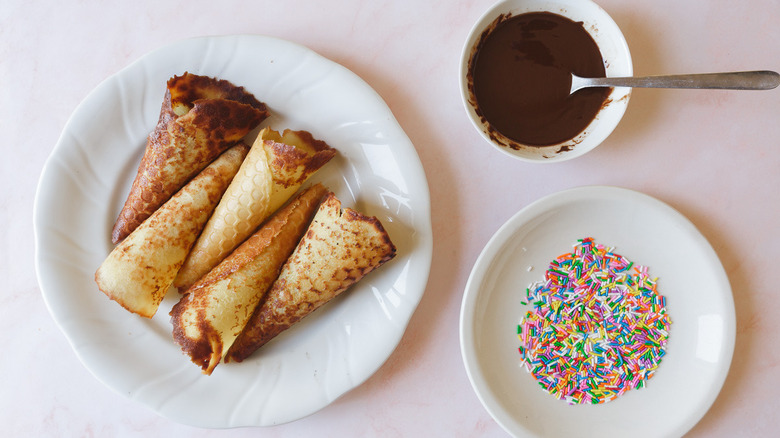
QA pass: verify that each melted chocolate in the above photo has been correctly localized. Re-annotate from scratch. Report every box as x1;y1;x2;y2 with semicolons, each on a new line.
469;12;610;147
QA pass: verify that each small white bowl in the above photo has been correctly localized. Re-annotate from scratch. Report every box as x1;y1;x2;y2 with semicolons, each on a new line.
460;0;633;162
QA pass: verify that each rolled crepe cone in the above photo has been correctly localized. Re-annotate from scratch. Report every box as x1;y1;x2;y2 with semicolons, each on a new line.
173;127;336;292
226;192;396;363
111;73;268;244
95;144;249;318
170;183;329;375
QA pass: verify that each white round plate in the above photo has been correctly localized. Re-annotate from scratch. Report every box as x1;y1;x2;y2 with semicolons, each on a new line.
34;35;432;428
460;186;734;437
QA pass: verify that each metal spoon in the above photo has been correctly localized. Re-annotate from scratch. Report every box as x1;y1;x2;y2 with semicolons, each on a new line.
570;70;780;94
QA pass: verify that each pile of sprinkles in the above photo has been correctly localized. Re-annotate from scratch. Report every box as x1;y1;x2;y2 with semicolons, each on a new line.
517;237;671;405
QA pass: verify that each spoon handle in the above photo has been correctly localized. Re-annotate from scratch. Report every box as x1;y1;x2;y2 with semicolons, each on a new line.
578;70;780;91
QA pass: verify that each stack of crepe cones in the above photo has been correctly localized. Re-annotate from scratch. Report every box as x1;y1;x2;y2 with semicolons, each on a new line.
95;73;398;377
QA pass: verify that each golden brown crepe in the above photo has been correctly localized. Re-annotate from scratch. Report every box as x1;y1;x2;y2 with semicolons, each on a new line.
111;73;268;244
173;127;336;292
170;184;329;374
226;192;396;363
95;145;249;318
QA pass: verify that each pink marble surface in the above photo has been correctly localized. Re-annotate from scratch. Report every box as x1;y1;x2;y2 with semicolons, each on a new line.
4;0;779;436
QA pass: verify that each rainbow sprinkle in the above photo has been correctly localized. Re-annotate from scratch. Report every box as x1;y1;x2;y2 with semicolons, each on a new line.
517;237;671;405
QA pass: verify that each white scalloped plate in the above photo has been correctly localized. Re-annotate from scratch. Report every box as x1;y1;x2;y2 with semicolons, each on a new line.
34;35;432;428
460;186;735;437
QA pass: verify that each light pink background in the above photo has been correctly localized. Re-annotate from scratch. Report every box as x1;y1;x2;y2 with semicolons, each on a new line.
4;0;779;436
